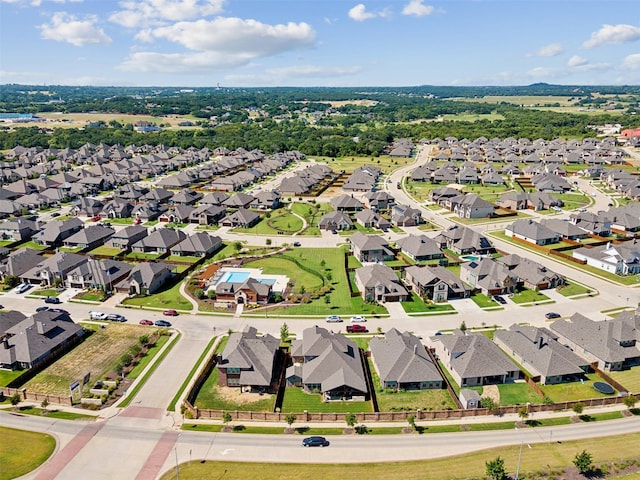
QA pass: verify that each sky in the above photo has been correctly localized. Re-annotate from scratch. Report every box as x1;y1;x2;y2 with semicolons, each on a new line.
1;0;640;88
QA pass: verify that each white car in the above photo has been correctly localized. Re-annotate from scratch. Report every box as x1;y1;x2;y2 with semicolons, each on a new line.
350;315;366;322
88;311;107;320
13;283;31;294
325;315;342;323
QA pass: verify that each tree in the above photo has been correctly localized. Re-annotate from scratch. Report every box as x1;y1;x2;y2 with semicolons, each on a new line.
10;393;21;410
3;275;19;288
572;402;584;416
485;456;506;480
480;397;498;414
345;413;357;428
222;411;232;427
407;414;416;431
139;334;150;346
194;288;204;299
285;414;296;428
324;294;331;305
280;323;289;344
573;450;593;474
233;241;243;253
41;398;49;414
517;405;529;422
459;321;467;334
622;395;637;411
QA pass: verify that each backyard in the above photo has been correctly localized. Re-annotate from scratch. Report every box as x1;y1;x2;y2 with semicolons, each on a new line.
193;367;275;412
541;373;618;402
608;367;640;394
281;387;372;413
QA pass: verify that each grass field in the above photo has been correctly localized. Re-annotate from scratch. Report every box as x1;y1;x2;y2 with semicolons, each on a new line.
122;280;192;310
315;155;414;175
158;432;640;480
291;201;334;236
22;323;144;396
0;426;56;480
281;387;372;413
401;292;455;314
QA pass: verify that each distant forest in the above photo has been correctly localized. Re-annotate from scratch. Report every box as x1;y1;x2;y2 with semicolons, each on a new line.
1;83;639;155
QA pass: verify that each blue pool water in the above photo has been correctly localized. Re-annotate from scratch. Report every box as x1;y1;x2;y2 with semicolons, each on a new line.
460;255;479;261
223;271;250;283
258;279;276;285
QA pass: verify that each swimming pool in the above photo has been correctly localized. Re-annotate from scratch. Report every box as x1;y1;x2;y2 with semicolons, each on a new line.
460;255;480;262
222;271;250;283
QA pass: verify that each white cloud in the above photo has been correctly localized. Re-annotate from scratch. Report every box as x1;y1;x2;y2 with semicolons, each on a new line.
402;0;434;17
622;53;640;70
583;24;640;49
567;55;588;67
149;17;316;55
348;4;379;21
534;43;563;57
109;0;225;28
39;12;112;46
265;65;363;78
117;50;251;73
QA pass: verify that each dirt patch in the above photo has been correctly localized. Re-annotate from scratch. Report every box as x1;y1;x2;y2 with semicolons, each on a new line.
217;386;270;405
481;384;500;404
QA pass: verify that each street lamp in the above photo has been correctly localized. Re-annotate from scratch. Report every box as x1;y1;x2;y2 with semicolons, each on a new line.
514;427;531;480
174;446;180;480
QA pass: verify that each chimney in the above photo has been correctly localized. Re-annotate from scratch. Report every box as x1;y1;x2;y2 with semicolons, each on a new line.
2;336;10;349
413;344;418;354
538;336;544;350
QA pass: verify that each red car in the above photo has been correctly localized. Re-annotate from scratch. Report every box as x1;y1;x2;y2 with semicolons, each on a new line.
346;324;368;333
139;319;153;325
163;309;178;316
91;215;101;222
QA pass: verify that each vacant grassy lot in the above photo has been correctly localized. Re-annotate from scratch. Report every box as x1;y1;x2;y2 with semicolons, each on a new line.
0;426;56;480
604;367;640;394
193;367;275;411
281;387;372;413
316;155;414;175
291;201;334;236
23;323;144;395
243;253;324;294
159;432;640;480
122;280;192;311
541;373;617;402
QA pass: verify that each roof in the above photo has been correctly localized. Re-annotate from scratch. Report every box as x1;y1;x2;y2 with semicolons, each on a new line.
219;326;279;387
396;234;442;258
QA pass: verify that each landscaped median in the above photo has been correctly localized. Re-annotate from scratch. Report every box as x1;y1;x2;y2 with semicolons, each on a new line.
0;426;56;480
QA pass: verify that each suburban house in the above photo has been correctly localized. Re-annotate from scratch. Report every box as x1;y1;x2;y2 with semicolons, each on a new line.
539;218;590;241
62;225;115;251
550;312;640;372
286;326;368;401
219;208;261;228
0;248;43;279
354;209;391;230
446;194;494;219
497;192;563;211
32;218;84;248
429;331;521;387
0;218;38;242
505;219;561;246
250;191;281;210
159;205;194;224
130;229;187;254
460;258;518;295
493;324;590;385
362;191;395;211
21;251;88;286
65;258;132;291
119;262;174;295
496;254;565;290
348;232;395;263
107;225;148;250
0;310;84;370
573;243;640;275
404;265;470;301
354;264;409;302
569;211;611;236
318;211;354;231
331;194;364;212
189;205;226;226
434;225;494;255
215;277;272;305
369;328;443;390
342;166;380;192
216;326;280;392
396;234;444;262
170;233;222;257
391;204;423;227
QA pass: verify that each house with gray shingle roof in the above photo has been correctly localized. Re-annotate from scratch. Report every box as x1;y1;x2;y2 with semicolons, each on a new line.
66;258;132;291
446;193;494;219
434;225;494;255
219;208;261;228
318;211;353;231
573;242;640;275
331;194;364;212
355;264;409;302
217;326;279;392
286;326;367;400
107;225;148;250
32;218;84;247
171;233;222;257
118;261;174;295
460;258;518;296
539;218;589;241
130;228;186;254
428;331;521;387
21;251;88;286
369;328;443;390
0;247;43;279
348;232;394;263
569;211;611;236
0;218;38;241
404;265;470;301
493;324;589;384
505;219;561;246
550;312;640;372
63;225;115;250
391;204;423;227
0;310;83;370
497;253;565;290
396;234;443;262
362;191;395;211
354;209;391;231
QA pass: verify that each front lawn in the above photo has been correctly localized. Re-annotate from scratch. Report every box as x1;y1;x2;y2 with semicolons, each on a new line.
509;288;550;304
541;373;618;402
122;280;192;311
0;426;56;480
18;241;48;251
470;293;500;309
125;251;164;261
29;288;60;297
555;281;592;297
401;292;455;314
74;290;107;302
281;387;372;413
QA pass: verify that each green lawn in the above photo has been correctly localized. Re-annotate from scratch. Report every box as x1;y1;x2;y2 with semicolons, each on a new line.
0;368;26;387
125;251;164;260
29;288;60;297
281;387;372;413
243;253;324;294
166;255;202;263
103;217;133;225
401;292;455;314
0;426;56;480
17;241;48;251
122;280;192;310
74;290;106;302
291;201;334;236
88;246;123;256
541;373;617;402
318;155;414;175
509;288;550;304
15;406;95;420
469;293;500;309
374;385;457;412
555;281;593;297
608;367;640;393
193;367;275;411
126;334;171;379
496;382;543;406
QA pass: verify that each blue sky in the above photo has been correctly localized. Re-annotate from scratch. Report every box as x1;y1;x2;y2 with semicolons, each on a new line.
1;0;640;87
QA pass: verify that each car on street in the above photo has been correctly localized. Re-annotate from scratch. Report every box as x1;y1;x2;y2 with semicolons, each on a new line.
350;315;366;322
325;315;342;322
302;436;329;447
13;283;31;294
163;309;178;316
48;308;69;315
492;295;507;305
293;241;301;247
545;312;561;319
36;306;49;312
155;320;172;327
89;311;107;320
139;319;154;325
106;313;126;322
51;212;60;217
346;324;368;333
91;215;101;222
44;296;61;304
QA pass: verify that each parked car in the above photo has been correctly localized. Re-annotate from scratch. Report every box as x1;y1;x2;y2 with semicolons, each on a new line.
48;308;69;315
163;309;178;316
36;306;49;312
346;324;368;333
89;311;107;320
44;296;61;304
293;241;301;247
545;312;561;319
492;295;507;305
139;319;154;326
50;212;60;217
350;315;366;322
155;320;172;327
106;313;126;322
91;215;101;222
13;283;31;294
302;436;329;447
325;315;342;323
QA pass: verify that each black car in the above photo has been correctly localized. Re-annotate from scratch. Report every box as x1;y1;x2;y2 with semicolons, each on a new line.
106;313;126;322
302;436;329;447
36;306;49;312
44;296;61;304
48;308;69;315
492;295;507;305
293;241;301;247
545;312;561;319
155;319;172;327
